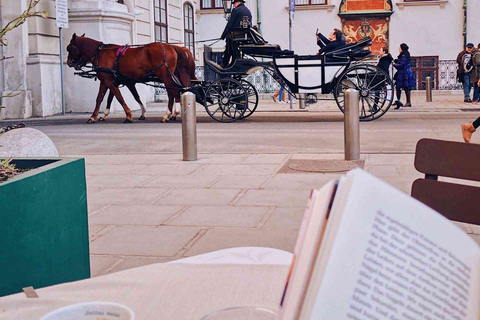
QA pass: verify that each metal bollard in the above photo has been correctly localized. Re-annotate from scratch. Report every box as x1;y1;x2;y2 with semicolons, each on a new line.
181;92;197;161
344;89;360;161
299;93;306;110
426;76;433;102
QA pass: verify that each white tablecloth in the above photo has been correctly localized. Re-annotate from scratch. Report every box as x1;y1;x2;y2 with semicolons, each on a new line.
0;263;289;320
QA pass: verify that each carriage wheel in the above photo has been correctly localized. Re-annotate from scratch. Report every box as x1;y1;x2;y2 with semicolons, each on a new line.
204;78;248;123
239;80;259;119
334;64;394;121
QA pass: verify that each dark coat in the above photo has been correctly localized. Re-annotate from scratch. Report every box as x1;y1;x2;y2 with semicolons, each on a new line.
378;53;393;73
393;52;416;89
221;4;252;40
317;32;345;55
457;50;469;74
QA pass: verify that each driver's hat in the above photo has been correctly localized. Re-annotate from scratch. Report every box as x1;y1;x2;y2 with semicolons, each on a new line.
233;0;245;3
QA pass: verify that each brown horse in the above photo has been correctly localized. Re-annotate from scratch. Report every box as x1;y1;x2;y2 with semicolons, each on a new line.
66;34;193;123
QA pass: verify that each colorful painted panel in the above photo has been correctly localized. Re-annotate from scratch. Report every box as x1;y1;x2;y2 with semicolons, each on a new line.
342;18;389;55
340;0;392;13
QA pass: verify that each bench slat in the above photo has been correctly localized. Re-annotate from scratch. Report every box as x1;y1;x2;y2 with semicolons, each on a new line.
414;138;480;182
412;179;480;224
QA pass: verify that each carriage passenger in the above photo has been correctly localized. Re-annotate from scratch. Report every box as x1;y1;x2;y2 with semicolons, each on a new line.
316;29;346;55
220;0;252;68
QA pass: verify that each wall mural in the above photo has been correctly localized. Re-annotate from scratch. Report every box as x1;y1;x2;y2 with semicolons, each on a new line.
338;0;393;56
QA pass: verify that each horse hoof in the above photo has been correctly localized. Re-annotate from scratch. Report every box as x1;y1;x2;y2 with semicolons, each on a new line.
124;119;133;124
139;115;146;120
98;117;106;122
171;117;177;122
87;119;95;124
161;118;169;123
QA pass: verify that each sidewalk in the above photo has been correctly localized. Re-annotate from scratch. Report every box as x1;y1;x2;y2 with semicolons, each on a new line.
79;152;480;277
5;93;479;277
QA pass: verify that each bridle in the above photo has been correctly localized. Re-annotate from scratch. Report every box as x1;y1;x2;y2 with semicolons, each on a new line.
68;42;105;71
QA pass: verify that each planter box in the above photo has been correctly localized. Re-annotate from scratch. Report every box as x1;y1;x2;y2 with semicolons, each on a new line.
0;158;90;297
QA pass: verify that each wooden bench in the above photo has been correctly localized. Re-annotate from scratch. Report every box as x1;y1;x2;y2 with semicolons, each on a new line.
411;138;480;224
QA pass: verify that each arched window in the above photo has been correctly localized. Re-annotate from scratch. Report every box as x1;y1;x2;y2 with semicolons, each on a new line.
184;3;195;57
154;0;168;43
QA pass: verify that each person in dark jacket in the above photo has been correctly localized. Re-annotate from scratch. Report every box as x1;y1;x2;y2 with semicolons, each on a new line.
393;43;416;109
457;43;475;102
377;47;393;73
220;0;252;68
316;29;346;55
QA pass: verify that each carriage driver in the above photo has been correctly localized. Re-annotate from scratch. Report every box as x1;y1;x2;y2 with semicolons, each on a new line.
220;0;252;68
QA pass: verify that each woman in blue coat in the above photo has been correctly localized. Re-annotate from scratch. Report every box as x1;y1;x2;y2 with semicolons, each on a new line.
393;43;416;109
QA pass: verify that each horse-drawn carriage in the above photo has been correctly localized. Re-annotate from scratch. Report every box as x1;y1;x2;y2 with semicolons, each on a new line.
68;23;393;123
197;25;394;123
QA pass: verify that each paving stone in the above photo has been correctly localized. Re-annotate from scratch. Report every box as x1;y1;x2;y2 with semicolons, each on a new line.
365;165;401;178
88;188;168;204
155;189;242;206
89;204;183;225
79;154;181;165
89;225;107;240
90;226;202;256
87;175;154;188
263;207;306;229
241;154;288;164
168;206;269;227
88;203;108;216
195;154;248;164
365;154;415;166
86;164;149;175
263;173;340;190
143;175;220;188
235;189;311;207
108;257;174;274
211;175;271;189
184;228;298;257
381;178;416;195
90;255;121;277
194;164;278;176
136;164;204;175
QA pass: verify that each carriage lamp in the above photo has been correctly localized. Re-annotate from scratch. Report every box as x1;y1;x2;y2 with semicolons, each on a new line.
222;0;232;15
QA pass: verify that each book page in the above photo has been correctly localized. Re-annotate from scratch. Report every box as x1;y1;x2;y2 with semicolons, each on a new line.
309;169;480;320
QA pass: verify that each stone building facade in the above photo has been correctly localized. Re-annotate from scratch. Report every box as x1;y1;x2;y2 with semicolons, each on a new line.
0;0;478;119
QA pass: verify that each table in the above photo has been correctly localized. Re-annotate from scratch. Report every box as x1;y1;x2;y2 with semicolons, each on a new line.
0;248;291;319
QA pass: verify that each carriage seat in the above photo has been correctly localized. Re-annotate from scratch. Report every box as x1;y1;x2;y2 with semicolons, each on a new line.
325;37;373;61
230;24;268;46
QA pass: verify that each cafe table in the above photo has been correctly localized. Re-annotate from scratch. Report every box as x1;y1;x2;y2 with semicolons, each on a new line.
0;247;292;319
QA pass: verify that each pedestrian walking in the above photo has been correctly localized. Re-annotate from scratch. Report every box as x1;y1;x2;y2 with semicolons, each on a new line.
457;43;475;103
472;43;480;104
461;118;480;143
393;43;416;109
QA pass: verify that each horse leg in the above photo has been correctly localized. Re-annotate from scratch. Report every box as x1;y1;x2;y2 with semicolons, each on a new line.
162;89;175;123
170;90;181;122
88;82;108;124
108;83;133;123
127;83;147;120
99;89;114;121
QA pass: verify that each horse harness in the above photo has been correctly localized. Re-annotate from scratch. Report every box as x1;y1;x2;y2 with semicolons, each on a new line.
81;42;184;89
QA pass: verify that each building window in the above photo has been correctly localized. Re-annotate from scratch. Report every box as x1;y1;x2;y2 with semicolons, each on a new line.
201;0;223;9
411;56;439;90
184;3;195;58
154;0;168;43
295;0;327;5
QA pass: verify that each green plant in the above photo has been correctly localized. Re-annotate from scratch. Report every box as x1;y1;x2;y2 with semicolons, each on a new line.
0;158;21;182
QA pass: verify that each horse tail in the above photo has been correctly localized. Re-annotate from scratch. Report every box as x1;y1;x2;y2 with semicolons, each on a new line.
171;45;196;88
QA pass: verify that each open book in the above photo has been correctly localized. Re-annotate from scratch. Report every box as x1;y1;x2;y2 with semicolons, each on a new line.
280;169;480;320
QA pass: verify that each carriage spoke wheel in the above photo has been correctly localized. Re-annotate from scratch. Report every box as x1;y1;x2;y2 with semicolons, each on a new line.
239;80;259;119
204;78;248;123
334;64;394;121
